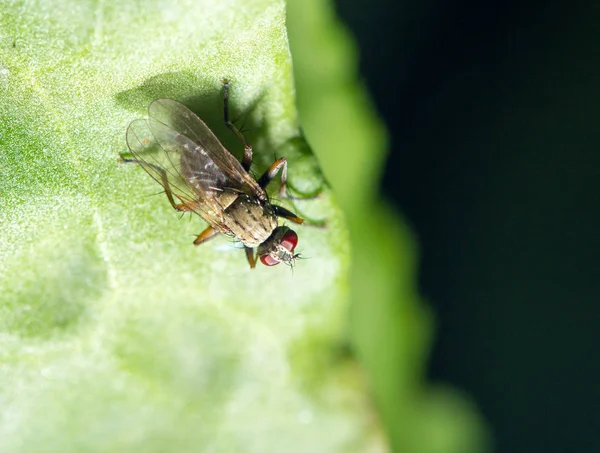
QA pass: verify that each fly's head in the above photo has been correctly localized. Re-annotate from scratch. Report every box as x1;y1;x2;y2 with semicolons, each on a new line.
257;226;299;266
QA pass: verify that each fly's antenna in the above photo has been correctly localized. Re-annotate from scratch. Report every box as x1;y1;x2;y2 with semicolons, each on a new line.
287;253;304;275
294;251;309;262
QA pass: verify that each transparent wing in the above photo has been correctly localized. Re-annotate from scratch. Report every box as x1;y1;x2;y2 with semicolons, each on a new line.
125;117;228;229
148;98;265;198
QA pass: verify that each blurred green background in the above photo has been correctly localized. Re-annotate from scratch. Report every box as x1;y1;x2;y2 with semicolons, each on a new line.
329;1;600;452
289;0;490;452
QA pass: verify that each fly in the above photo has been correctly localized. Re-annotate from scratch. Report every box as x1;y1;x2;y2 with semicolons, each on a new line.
123;80;304;268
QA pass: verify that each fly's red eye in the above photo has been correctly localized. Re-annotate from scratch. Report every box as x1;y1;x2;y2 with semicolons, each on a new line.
280;230;298;252
260;254;281;266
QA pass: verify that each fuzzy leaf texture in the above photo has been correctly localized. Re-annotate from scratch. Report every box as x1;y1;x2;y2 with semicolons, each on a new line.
0;0;386;452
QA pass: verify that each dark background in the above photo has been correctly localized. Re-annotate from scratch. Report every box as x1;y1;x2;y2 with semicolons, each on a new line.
336;1;600;452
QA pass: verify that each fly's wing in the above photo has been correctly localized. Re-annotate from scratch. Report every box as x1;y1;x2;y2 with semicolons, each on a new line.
147;99;265;199
125;117;228;229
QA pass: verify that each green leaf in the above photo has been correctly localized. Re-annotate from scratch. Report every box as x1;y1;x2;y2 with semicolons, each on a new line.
288;1;491;452
0;1;384;451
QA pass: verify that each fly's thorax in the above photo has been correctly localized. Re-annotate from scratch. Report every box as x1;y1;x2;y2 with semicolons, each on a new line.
223;194;277;247
215;190;239;210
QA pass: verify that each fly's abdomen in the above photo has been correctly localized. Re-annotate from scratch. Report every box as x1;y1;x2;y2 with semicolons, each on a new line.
224;196;277;247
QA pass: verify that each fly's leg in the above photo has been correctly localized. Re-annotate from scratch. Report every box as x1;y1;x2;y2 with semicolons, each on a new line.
258;157;289;198
272;205;304;225
120;157;190;212
258;154;322;200
121;158;221;246
222;80;324;228
194;226;220;246
263;160;326;227
223;79;253;172
244;246;257;269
